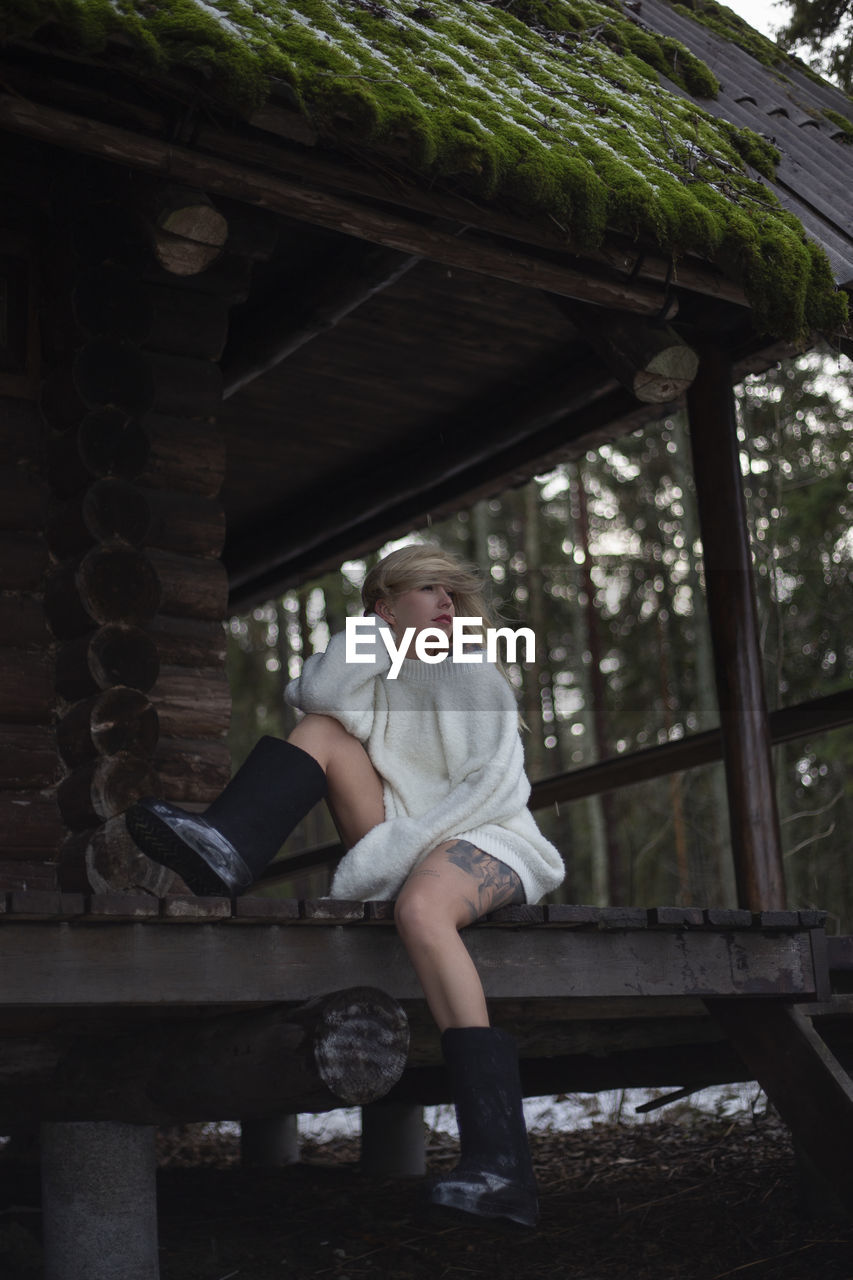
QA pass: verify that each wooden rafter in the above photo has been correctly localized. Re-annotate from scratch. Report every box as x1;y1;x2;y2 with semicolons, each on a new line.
222;238;424;398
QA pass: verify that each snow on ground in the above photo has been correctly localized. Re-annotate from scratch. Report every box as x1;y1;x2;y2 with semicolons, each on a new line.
296;1081;767;1144
0;1084;764;1153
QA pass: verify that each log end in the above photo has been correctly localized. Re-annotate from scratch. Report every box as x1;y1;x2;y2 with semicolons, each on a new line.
313;986;410;1106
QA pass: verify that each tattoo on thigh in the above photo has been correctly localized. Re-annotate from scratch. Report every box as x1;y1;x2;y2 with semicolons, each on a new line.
412;868;440;878
445;839;524;922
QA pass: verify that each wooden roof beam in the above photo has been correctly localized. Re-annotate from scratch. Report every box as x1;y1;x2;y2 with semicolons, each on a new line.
0;55;749;311
221;239;423;399
0;93;678;318
193;114;749;309
551;298;700;404
224;366;649;604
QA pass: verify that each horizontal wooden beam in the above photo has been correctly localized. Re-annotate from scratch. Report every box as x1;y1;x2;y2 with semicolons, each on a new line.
258;687;853;884
0;56;748;309
0;93;678;317
195;115;748;307
551;297;699;404
0;986;409;1123
0;919;822;1007
531;686;853;808
225;373;638;603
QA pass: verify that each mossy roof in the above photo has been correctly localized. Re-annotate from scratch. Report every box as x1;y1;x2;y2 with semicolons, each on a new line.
3;0;849;339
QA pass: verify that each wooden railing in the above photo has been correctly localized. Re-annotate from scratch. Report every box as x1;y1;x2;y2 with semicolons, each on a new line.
256;686;853;887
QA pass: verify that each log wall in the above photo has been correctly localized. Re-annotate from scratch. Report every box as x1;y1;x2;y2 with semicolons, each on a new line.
0;172;269;895
0;400;63;887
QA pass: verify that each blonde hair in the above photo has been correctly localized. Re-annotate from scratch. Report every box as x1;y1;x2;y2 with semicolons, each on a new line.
361;543;495;638
361;544;522;718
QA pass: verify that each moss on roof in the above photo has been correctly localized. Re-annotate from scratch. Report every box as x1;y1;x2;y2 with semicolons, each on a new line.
671;0;791;75
2;0;848;338
823;108;853;141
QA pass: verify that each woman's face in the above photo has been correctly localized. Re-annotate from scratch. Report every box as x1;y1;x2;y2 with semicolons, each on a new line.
376;582;455;651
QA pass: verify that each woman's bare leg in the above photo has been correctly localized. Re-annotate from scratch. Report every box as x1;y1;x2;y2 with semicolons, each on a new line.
287;714;384;848
394;840;524;1032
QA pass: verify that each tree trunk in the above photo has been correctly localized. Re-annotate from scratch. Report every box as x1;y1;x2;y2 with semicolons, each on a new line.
0;792;64;855
0;597;50;648
0;463;49;529
145;283;230;360
572;464;626;904
56;815;176;895
0;532;49;591
140;414;226;496
143;184;228;276
73;263;154;345
553;302;699;404
520;483;547;773
146;615;227;669
671;415;734;905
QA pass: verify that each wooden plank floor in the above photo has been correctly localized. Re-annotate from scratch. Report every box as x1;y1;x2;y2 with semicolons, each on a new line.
0;894;831;1009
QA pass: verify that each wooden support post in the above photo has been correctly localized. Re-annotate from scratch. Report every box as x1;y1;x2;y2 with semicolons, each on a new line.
361;1101;426;1177
240;1115;301;1167
41;1121;159;1280
686;346;785;910
706;1000;853;1215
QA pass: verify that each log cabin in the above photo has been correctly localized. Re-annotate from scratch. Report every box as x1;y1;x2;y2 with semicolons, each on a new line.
0;1;852;1274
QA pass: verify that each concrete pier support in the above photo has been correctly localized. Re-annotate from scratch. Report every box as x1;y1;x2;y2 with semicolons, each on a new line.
240;1115;301;1166
361;1102;426;1176
41;1121;159;1280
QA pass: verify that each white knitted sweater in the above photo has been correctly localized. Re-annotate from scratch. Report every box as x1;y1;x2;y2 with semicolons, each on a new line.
284;622;565;904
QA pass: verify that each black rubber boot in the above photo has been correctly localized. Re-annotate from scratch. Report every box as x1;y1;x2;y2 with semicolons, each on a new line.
125;737;327;897
429;1027;538;1228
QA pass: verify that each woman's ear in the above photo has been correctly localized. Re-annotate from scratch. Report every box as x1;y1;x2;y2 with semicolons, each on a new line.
375;598;395;624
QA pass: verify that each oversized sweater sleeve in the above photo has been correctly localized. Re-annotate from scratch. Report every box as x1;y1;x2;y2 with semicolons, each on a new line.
284;619;392;742
329;662;531;901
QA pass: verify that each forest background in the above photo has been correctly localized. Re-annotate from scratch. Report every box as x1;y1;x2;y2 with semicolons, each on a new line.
226;349;853;932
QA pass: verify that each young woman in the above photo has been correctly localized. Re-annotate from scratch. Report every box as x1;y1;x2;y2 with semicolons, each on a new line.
126;543;565;1228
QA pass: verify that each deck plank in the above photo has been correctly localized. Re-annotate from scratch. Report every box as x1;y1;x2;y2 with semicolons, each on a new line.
0;919;821;1007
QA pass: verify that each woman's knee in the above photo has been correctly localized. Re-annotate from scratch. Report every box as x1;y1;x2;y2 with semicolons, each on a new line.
394;880;455;943
395;862;475;939
394;886;430;937
288;714;356;770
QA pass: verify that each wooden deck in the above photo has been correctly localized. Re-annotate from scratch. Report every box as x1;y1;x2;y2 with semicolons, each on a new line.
0;893;831;1009
3;892;853;1210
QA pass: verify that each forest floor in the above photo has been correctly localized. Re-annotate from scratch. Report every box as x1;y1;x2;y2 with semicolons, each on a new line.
2;1102;852;1280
